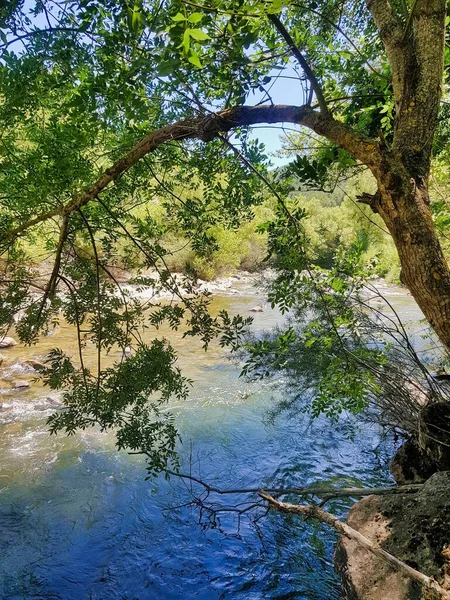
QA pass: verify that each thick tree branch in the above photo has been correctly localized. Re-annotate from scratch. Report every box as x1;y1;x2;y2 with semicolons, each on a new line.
365;0;405;103
259;490;450;600
267;14;329;113
393;0;446;176
2;105;381;243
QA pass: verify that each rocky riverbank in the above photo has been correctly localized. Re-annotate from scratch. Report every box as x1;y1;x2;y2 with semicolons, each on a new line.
336;403;450;599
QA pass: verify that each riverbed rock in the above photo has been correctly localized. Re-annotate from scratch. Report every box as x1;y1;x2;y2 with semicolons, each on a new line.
250;305;264;312
12;380;31;390
23;359;46;371
390;438;439;485
336;471;450;600
0;337;17;348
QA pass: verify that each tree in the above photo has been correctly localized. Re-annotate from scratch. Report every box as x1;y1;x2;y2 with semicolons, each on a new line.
1;0;449;468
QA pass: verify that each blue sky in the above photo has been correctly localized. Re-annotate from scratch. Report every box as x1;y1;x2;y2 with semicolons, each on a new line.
245;73;303;165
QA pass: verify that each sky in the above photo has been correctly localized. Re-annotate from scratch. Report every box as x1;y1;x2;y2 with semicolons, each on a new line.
240;66;304;166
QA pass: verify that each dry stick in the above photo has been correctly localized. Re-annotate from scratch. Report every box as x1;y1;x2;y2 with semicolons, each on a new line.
165;469;423;497
259;490;450;600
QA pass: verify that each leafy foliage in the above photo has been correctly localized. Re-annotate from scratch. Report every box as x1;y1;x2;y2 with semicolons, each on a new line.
240;240;441;429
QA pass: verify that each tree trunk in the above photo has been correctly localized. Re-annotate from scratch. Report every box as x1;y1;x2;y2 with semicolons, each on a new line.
373;163;450;351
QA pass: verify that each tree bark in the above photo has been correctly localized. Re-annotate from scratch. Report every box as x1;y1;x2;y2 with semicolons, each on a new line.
371;160;450;351
364;0;450;351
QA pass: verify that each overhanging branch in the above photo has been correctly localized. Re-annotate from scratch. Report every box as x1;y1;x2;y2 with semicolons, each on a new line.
1;105;381;244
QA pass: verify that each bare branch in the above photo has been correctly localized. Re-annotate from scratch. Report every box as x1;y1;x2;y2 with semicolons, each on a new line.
31;214;70;336
267;14;329;114
164;469;423;498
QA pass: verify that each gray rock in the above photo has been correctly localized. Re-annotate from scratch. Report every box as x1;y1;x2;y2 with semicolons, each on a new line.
23;359;46;371
0;337;17;348
336;472;450;600
12;380;31;390
390;438;438;485
250;305;264;312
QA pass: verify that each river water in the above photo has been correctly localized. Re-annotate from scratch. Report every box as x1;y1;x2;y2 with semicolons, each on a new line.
0;279;425;599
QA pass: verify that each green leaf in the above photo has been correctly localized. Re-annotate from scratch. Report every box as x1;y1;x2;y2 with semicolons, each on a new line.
171;12;186;22
267;0;284;13
157;60;179;76
187;13;204;24
188;28;210;41
181;29;190;53
188;50;203;68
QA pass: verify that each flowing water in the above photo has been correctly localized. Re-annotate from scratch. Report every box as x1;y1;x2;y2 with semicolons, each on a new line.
0;278;425;599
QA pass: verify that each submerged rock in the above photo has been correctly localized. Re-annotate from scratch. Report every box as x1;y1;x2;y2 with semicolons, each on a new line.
34;396;66;411
336;472;450;600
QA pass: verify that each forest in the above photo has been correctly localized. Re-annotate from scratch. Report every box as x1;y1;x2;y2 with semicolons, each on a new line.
1;1;450;599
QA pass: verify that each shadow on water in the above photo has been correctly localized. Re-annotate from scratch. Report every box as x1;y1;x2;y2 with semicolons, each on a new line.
0;286;408;600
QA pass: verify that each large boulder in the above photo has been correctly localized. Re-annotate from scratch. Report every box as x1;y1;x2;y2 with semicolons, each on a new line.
336;471;450;600
390;402;450;485
418;402;450;470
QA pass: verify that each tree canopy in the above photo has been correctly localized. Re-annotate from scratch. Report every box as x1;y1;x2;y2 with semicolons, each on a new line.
1;0;450;473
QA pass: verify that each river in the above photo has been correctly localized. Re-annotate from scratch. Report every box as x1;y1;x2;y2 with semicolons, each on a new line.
0;278;426;599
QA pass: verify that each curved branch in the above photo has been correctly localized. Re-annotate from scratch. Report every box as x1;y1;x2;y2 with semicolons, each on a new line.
2;105;381;243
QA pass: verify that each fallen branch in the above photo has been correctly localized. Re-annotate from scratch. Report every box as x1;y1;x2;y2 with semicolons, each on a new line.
164;469;423;498
259;489;450;600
